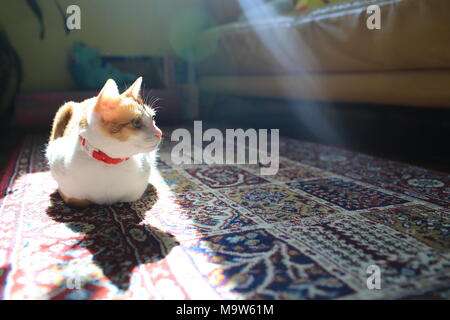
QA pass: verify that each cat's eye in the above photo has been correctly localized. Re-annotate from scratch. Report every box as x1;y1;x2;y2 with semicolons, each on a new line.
131;118;142;129
151;115;156;121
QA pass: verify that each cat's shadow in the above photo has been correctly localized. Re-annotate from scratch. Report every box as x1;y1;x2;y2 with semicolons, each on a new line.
45;185;178;292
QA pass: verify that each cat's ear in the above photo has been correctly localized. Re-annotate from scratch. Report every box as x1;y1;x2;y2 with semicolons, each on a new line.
95;79;121;120
122;77;142;100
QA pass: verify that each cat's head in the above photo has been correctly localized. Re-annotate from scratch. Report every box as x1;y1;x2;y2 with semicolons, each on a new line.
82;77;162;158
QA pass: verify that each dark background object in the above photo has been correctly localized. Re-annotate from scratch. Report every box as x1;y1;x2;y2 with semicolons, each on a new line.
25;0;45;39
200;95;450;173
103;56;166;89
25;0;70;39
0;26;22;132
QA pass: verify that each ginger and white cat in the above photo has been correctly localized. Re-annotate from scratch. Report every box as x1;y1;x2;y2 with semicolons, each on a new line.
46;77;162;207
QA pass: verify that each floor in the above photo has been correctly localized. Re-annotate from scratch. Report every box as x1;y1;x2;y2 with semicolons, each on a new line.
0;131;449;299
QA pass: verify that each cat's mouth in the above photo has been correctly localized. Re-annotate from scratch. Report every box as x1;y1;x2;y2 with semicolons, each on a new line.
137;140;161;152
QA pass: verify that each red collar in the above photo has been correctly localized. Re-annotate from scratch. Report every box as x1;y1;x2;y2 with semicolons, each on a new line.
80;136;129;165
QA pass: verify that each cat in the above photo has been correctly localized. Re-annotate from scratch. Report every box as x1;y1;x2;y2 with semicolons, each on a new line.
46;77;162;207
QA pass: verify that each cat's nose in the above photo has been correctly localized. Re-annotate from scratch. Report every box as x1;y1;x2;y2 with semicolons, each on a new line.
154;127;162;138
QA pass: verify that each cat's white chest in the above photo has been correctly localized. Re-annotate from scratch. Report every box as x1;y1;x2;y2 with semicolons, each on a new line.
46;136;153;204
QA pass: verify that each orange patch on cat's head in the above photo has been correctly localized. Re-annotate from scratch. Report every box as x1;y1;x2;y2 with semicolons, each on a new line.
94;78;146;141
99;101;145;141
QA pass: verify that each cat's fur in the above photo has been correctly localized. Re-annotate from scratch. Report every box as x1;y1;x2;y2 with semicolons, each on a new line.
46;77;162;207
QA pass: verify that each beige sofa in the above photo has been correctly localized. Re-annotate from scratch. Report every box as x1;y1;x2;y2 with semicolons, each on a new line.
195;0;450;108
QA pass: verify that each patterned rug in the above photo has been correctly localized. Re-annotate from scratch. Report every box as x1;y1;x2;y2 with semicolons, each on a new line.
0;133;449;299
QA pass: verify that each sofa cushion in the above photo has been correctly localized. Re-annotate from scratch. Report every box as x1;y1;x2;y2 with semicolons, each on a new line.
196;0;450;75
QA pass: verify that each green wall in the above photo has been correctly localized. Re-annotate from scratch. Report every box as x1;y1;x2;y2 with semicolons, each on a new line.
0;0;204;92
